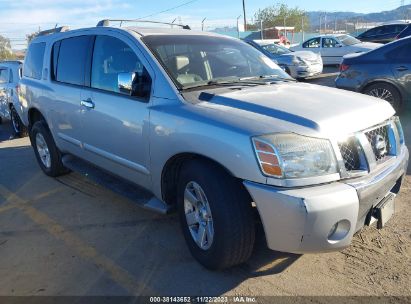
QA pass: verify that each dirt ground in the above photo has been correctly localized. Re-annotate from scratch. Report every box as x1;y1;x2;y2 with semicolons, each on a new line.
0;73;410;299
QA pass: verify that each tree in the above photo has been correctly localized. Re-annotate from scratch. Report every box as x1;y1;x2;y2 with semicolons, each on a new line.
0;35;14;60
252;3;310;32
26;30;41;44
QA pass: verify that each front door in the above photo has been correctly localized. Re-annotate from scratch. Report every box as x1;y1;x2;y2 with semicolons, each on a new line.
0;67;9;119
389;42;411;106
80;34;154;189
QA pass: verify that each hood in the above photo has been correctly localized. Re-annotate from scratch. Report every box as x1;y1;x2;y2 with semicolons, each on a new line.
184;82;394;139
282;50;321;62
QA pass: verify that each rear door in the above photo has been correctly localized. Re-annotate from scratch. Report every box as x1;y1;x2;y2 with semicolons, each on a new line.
79;34;154;189
48;35;94;155
321;37;345;64
0;67;9;118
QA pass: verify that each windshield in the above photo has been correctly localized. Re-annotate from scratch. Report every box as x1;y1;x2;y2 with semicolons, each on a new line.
260;43;291;55
338;35;361;46
142;35;291;89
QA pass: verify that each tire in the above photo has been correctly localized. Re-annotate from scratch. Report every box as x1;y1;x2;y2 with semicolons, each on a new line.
30;120;69;177
363;83;403;113
177;159;255;270
10;105;28;137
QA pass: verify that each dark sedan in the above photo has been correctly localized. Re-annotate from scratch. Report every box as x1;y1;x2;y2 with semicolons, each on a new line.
357;23;408;44
335;37;411;113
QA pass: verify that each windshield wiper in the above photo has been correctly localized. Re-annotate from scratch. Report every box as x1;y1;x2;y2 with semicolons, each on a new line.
181;78;267;90
241;75;296;82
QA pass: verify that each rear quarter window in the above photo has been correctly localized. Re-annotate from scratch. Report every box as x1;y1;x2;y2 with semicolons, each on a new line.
24;42;46;80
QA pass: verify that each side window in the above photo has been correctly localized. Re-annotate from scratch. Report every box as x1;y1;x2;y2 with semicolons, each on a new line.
0;68;7;83
322;38;338;48
91;35;152;101
23;42;45;80
9;69;13;83
303;38;320;48
53;36;93;86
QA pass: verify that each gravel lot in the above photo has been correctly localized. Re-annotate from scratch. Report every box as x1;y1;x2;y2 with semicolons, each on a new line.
0;70;410;299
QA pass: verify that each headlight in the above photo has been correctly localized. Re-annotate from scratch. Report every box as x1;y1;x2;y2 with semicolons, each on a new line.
292;56;307;66
393;116;405;145
252;133;338;179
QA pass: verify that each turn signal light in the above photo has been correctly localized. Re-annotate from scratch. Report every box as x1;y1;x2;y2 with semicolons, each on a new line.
253;138;283;177
340;64;350;72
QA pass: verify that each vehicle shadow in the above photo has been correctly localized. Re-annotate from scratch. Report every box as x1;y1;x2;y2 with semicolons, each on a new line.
0;143;300;296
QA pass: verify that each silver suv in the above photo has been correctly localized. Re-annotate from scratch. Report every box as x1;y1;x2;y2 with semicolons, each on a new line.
20;21;409;270
0;60;27;137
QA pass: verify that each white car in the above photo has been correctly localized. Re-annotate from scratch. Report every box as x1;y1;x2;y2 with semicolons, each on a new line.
246;40;323;79
291;34;382;65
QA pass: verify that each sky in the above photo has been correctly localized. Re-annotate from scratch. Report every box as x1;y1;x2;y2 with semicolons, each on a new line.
0;0;409;49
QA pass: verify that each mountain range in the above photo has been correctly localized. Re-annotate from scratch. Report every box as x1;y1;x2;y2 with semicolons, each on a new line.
307;5;411;29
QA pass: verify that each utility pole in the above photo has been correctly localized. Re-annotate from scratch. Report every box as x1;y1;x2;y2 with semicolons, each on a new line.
236;15;242;38
334;15;337;32
260;20;264;40
201;17;206;31
242;0;247;31
302;16;305;42
319;15;322;34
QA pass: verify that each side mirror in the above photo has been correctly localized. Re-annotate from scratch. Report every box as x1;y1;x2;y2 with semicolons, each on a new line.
336;44;343;48
118;72;135;95
118;69;152;101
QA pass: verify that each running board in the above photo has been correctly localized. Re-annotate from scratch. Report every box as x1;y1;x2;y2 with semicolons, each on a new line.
61;155;171;214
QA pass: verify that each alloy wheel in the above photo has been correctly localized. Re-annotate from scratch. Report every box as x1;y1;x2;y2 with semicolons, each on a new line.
36;133;51;168
184;181;214;250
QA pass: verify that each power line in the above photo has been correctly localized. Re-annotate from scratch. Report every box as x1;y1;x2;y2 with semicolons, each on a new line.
136;0;200;20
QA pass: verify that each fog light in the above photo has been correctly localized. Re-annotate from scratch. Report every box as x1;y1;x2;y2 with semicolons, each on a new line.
327;220;351;242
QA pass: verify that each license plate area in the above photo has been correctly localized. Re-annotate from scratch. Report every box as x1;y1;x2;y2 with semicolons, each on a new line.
373;193;396;229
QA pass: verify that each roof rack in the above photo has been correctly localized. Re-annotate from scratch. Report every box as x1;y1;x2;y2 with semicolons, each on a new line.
96;19;191;30
37;26;70;37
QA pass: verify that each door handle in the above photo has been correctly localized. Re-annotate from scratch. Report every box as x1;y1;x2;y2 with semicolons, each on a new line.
396;66;408;72
80;99;95;109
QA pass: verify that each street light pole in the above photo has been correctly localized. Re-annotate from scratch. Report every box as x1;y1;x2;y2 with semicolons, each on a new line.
242;0;247;31
201;17;206;31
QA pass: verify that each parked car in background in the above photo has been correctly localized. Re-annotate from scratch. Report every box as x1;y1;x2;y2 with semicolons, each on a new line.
0;61;27;137
291;34;382;65
245;40;323;79
20;22;408;270
396;24;411;40
336;37;411;113
357;23;408;44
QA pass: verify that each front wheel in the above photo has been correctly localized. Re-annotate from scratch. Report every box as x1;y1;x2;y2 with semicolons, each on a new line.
30;120;69;177
177;159;255;270
10;105;28;137
363;83;402;113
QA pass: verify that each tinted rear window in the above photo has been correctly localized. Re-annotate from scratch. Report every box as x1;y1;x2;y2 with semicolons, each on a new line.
54;36;93;86
24;42;46;80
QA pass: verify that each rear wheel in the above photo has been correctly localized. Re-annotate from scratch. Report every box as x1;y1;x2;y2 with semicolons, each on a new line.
177;159;255;270
30;120;69;177
10;105;28;137
363;83;402;113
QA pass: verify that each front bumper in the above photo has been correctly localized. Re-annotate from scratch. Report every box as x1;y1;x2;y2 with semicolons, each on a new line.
291;63;323;78
244;146;409;254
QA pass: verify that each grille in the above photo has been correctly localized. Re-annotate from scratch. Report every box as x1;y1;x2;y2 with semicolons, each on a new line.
365;125;390;162
338;137;362;171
